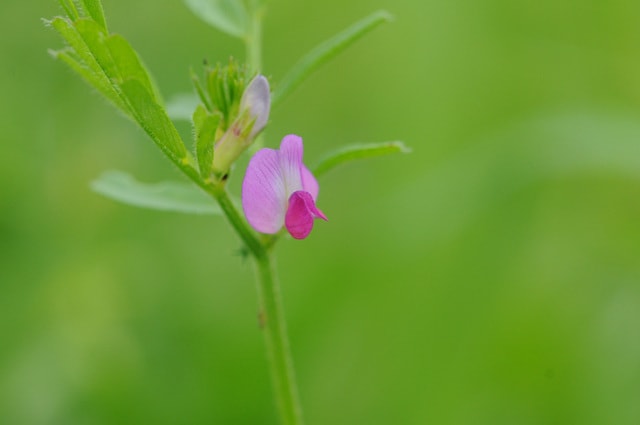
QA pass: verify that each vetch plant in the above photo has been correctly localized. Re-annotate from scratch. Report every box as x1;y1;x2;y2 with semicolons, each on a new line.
46;1;408;424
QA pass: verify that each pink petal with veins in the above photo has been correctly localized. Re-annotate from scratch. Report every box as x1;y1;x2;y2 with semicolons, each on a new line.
280;135;319;199
278;135;304;194
242;148;287;234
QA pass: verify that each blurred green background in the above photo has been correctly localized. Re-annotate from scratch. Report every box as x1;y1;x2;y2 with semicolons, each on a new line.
2;0;640;424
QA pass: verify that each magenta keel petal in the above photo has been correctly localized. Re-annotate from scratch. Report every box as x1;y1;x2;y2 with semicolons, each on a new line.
285;191;327;239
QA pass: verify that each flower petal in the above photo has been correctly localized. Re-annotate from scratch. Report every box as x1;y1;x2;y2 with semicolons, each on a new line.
301;165;319;200
242;148;287;233
240;75;271;138
278;135;305;196
285;191;328;239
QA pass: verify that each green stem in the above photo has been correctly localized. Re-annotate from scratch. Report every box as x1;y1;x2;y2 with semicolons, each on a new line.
205;180;304;425
200;4;303;424
210;183;264;259
255;252;305;425
246;0;264;74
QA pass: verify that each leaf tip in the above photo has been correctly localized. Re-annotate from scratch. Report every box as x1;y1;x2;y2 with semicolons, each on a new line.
374;9;395;23
395;141;412;154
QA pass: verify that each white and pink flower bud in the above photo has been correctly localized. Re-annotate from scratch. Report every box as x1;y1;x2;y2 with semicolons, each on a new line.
212;75;271;175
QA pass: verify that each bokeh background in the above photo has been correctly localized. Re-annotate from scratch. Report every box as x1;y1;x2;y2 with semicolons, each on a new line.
2;0;640;424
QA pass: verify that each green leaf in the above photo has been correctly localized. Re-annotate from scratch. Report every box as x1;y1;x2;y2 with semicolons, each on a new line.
50;48;128;111
184;0;248;38
91;170;221;215
80;0;108;31
273;10;392;107
53;16;164;115
74;18;119;79
119;79;187;162
73;18;161;103
193;105;221;177
105;34;161;102
49;17;130;113
57;0;79;20
313;141;410;177
50;17;106;77
190;69;212;112
48;2;203;185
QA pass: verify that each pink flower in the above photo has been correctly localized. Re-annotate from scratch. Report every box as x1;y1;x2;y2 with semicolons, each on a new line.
242;135;327;239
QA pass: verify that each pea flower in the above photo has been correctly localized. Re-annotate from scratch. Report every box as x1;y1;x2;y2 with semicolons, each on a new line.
242;135;327;239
